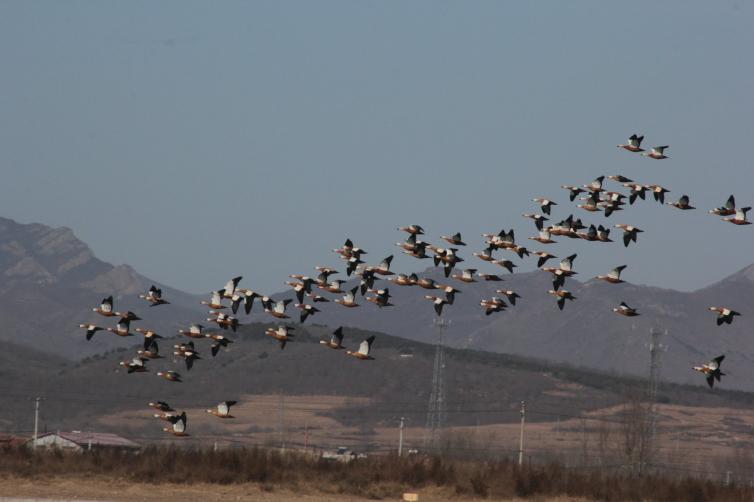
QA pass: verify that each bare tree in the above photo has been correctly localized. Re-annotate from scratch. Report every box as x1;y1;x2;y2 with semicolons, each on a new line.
620;391;655;476
596;418;615;468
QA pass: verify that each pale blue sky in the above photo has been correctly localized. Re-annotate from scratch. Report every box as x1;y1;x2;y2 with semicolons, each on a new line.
1;1;753;294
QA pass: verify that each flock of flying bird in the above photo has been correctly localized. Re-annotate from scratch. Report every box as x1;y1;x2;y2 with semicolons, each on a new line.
78;134;749;437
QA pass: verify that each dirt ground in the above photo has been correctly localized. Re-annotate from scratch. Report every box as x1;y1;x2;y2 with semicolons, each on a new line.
0;478;591;502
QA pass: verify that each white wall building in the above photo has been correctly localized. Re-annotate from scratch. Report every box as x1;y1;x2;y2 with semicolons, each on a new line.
25;431;139;452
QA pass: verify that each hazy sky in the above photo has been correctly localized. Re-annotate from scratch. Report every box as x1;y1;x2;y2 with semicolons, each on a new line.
1;1;753;295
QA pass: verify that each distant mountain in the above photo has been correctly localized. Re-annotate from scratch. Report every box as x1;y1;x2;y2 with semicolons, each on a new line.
3;215;754;392
0;217;203;358
295;263;754;391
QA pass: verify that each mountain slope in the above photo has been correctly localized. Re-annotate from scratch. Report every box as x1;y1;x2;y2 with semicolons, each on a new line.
3;322;752;436
3;215;754;392
293;263;754;391
0;217;203;358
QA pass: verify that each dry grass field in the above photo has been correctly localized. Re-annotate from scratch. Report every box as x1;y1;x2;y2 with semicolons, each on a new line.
97;392;754;480
2;445;753;502
0;478;594;502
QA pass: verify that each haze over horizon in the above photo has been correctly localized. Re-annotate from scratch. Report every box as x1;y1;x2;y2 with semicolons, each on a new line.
2;1;753;295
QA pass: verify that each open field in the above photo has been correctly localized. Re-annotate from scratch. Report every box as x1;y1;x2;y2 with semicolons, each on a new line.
90;393;754;481
1;447;753;502
0;478;594;502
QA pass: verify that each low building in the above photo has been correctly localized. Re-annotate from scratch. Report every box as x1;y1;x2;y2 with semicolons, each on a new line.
321;446;367;463
25;431;140;452
0;433;28;448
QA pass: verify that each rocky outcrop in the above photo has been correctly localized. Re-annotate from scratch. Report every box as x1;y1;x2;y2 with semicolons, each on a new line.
0;217;202;358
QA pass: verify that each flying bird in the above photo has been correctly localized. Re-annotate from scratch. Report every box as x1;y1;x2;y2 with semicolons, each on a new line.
641;145;669;159
425;295;449;316
346;336;375;360
596;265;627;284
583;176;606;193
156;370;182;382
693;355;725;389
534;251;556;268
441;232;466;246
532;197;557;215
607;175;633;183
137;340;163;360
452;269;477;283
149;401;174;412
79;324;103;341
265;325;295;349
666;194;695;210
613;302;639;317
561;185;586;202
496;290;520;306
164;411;188;436
368;255;395;276
624;183;648;205
648;185;670;204
477;273;504;282
319;279;345;294
173;343;201;371
398;224;425;235
548;290;576;311
206;333;233;357
139;285;169;306
615;224;643;247
522;213;550;230
390;273;418;286
617;134;644;152
92;296;117;317
366;288;393;308
134;328;163;349
529;229;556;244
577;193;601;213
296;303;321;322
473;246;496;262
334;287;360;308
708;306;741;326
286;278;314;304
207;401;237;419
119;356;148;374
709;195;736;216
220;276;243;300
207;311;240;332
178;324;204;339
262;298;293;318
492;259;517;274
201;290;226;310
542;254;577;290
480;297;507;315
722;207;751;226
321;327;345;350
106;316;134;337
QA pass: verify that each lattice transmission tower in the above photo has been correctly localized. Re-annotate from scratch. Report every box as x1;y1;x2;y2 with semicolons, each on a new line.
425;317;449;453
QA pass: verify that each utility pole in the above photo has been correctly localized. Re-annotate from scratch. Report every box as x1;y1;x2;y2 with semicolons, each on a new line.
398;417;405;457
277;393;285;450
304;422;309;451
33;397;40;451
518;401;525;466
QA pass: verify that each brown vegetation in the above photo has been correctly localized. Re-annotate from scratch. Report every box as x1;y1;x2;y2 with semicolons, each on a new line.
1;446;753;501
